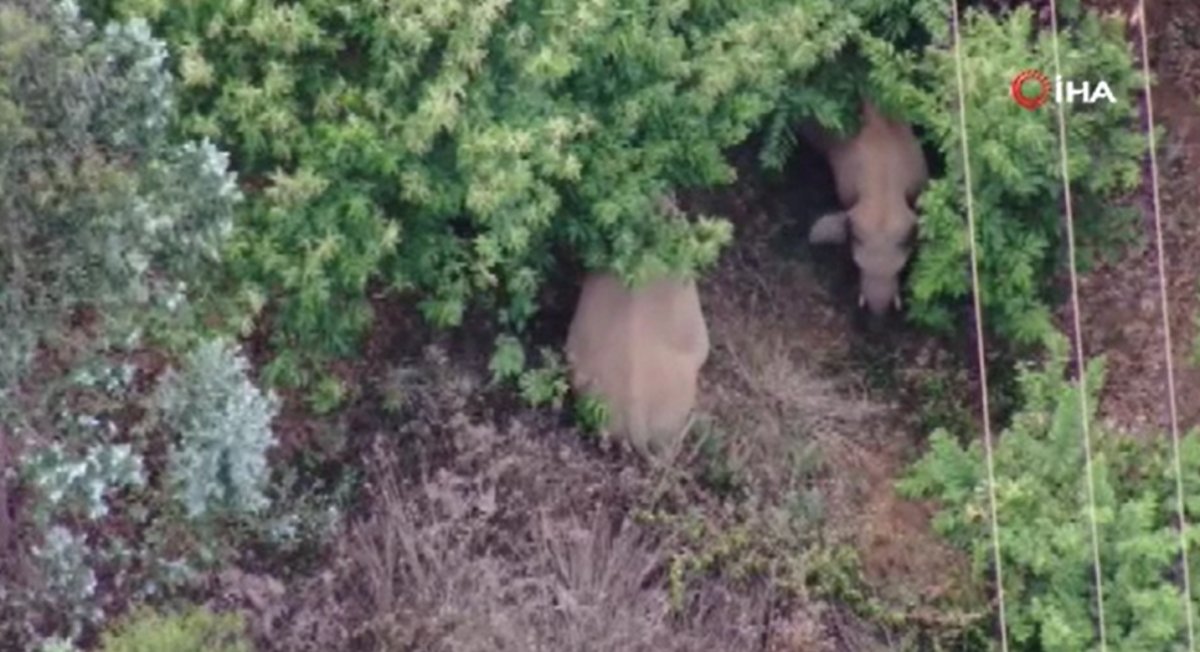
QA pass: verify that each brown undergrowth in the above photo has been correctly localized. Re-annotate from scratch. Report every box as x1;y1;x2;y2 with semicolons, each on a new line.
209;351;848;651
692;199;985;641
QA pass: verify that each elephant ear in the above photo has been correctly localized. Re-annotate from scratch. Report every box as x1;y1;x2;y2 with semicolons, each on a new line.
809;210;849;244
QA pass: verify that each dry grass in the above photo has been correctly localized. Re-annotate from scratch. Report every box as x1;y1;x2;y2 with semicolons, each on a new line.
344;441;674;652
696;237;888;502
218;387;846;651
684;199;980;633
693;215;915;539
339;424;842;652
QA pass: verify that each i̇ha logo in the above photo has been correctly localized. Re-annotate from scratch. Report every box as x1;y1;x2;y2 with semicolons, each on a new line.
1010;68;1117;110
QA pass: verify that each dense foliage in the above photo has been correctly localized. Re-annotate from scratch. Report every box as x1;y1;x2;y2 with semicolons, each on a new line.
87;0;921;388
910;6;1145;343
901;330;1200;650
762;4;1146;345
79;0;1148;385
0;0;238;415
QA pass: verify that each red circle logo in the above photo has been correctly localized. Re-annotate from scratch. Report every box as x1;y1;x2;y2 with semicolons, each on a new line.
1010;69;1051;110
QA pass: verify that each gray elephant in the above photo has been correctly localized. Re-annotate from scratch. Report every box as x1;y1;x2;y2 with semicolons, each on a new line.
807;101;929;316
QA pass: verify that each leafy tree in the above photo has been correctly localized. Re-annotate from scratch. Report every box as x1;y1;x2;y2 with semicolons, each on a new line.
89;0;878;387
79;0;1149;381
910;5;1145;343
901;330;1200;650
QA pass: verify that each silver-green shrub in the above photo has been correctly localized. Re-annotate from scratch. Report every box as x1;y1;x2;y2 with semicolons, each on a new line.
32;526;101;641
26;443;146;522
155;338;279;519
0;1;242;646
